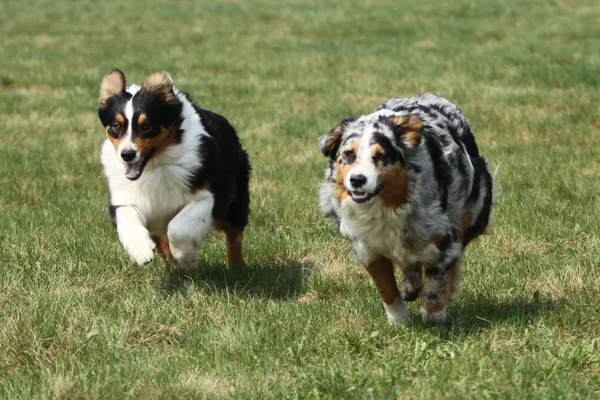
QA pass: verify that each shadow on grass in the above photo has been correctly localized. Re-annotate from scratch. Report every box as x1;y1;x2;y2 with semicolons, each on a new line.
159;259;311;299
428;294;566;337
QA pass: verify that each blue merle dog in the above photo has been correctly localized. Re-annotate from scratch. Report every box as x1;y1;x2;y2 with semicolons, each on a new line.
319;94;493;324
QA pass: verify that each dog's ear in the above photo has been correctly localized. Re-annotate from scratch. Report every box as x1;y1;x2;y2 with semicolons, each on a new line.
319;117;355;159
386;115;424;147
142;72;178;104
99;69;126;108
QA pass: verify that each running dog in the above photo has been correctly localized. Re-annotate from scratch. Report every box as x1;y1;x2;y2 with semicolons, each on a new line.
319;93;493;324
98;70;250;270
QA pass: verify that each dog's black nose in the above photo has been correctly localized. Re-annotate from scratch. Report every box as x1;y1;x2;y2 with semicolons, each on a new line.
349;174;367;188
121;149;136;162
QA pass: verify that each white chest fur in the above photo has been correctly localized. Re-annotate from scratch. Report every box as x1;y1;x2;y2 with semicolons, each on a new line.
101;139;202;236
339;198;438;266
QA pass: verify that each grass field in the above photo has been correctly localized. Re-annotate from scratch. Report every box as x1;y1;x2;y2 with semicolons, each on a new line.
1;0;600;398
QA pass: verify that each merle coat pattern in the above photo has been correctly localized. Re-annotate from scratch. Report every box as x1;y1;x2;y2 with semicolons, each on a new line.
319;93;493;324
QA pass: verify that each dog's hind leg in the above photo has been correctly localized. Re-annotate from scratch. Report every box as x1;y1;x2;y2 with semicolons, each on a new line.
219;194;249;268
221;151;250;268
365;257;411;325
222;224;244;268
421;256;462;324
399;264;423;302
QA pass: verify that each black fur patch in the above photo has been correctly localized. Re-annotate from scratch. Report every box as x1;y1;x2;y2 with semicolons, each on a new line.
322;117;355;159
425;266;442;276
185;101;251;230
463;157;493;246
371;132;405;165
423;131;452;211
437;233;452;253
98;92;132;131
108;203;118;228
131;89;184;142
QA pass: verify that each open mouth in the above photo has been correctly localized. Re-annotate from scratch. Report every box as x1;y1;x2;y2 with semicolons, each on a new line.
124;149;154;181
348;184;384;203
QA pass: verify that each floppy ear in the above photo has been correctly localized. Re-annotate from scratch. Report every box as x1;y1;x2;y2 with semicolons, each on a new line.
319;117;355;159
142;71;178;104
387;115;424;147
99;69;126;108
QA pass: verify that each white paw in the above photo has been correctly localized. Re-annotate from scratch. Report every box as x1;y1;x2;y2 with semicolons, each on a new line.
123;235;155;265
384;298;412;325
169;240;197;269
420;307;448;324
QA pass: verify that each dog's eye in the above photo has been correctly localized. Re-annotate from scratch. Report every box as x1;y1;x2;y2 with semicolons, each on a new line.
373;152;386;162
112;123;122;133
141;123;152;133
340;150;356;164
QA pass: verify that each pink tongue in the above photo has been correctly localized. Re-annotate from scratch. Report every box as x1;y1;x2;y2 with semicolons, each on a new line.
124;161;143;180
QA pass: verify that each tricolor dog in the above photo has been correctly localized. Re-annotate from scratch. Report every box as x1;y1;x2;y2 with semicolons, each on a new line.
98;70;250;270
319;94;493;324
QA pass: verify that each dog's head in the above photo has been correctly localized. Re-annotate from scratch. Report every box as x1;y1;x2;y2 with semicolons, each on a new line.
97;70;183;180
319;114;423;206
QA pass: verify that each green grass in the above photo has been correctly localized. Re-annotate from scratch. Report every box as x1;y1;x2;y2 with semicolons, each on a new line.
1;0;600;398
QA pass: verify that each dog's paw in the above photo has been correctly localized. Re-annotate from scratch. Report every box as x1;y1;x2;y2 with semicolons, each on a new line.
169;241;197;270
399;271;423;302
123;235;155;265
384;298;412;325
420;307;449;325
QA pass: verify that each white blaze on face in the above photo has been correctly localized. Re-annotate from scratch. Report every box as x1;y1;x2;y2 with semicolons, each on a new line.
116;96;138;160
344;130;379;194
117;86;149;180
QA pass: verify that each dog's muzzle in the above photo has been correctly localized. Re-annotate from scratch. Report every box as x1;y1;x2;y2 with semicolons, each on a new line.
348;184;384;203
123;149;155;181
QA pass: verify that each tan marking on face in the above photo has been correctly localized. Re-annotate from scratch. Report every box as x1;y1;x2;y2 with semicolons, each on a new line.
99;70;126;108
105;126;121;149
137;113;147;126
371;143;384;158
377;163;409;209
335;142;359;204
370;141;410;209
105;114;126;149
133;124;178;156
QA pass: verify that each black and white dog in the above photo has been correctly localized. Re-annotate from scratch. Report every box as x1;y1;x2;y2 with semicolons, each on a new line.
98;70;250;270
319;94;493;324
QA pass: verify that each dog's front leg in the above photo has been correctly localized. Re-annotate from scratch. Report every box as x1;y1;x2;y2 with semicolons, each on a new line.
167;192;214;269
115;206;155;265
353;241;410;325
